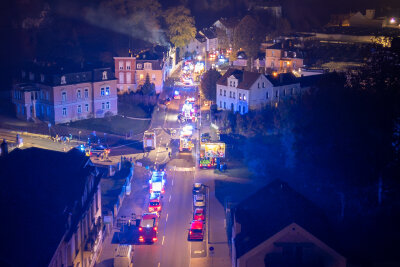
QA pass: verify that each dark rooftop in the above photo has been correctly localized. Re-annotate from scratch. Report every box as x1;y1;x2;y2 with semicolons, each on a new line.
0;147;98;266
265;72;299;86
217;68;261;90
234;179;341;258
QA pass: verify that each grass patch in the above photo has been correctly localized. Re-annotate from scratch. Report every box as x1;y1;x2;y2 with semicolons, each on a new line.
118;102;152;118
66;115;150;136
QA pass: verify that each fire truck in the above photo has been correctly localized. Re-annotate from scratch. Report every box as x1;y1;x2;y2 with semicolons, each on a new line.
149;171;166;194
199;142;226;168
143;130;156;151
179;125;194;152
138;213;159;243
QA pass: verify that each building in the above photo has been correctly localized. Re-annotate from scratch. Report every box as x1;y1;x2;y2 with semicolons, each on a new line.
213;17;240;43
135;59;165;94
114;56;136;93
216;68;301;113
265;43;304;74
183;33;207;58
12;64;117;124
0;147;104;267
231;180;346;267
199;27;219;53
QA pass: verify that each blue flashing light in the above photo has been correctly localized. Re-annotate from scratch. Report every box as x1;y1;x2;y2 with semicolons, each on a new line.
174;90;179;95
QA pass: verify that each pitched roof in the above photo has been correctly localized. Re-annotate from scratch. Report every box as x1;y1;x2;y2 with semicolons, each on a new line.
217;68;262;90
265;72;298;86
218;17;240;29
201;27;217;39
0;147;98;266
136;59;163;70
234;179;340;258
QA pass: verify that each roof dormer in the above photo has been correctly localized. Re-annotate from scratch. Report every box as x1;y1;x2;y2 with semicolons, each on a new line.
228;75;238;88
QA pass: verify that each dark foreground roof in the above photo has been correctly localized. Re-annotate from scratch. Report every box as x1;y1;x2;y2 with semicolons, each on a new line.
265;72;298;86
0;147;96;266
234;179;341;258
217;68;261;90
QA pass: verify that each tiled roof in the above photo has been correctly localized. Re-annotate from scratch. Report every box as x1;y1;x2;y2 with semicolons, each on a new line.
0;147;99;266
217;68;261;90
136;60;163;70
234;179;341;258
265;72;298;86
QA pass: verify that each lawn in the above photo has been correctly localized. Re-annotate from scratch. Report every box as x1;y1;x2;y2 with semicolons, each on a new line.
67;115;150;136
118;98;153;118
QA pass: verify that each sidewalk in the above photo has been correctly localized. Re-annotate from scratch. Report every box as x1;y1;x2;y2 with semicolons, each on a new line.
95;165;150;267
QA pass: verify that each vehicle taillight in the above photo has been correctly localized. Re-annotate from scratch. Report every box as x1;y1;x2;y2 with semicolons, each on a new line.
152;237;157;242
208;164;211;167
200;164;202;167
149;207;153;212
153;226;157;231
189;231;192;235
139;236;144;242
162;188;165;194
139;227;143;231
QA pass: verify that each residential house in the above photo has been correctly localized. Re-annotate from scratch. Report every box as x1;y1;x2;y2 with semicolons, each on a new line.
0;147;104;267
135;59;165;94
265;43;304;73
12;64;117;124
231;180;346;267
216;68;301;113
213;17;240;45
114;56;136;93
183;33;207;58
199;27;219;53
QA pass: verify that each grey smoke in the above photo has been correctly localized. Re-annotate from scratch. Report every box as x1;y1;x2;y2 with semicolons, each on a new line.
84;6;167;46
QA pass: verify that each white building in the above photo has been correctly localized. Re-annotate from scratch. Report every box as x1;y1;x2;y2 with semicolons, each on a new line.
216;68;302;114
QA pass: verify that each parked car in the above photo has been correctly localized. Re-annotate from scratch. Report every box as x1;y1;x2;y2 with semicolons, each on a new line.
194;194;206;207
188;220;204;241
193;208;205;221
192;183;205;194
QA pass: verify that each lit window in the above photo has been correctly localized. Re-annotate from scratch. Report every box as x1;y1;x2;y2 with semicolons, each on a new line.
126;61;131;70
243;94;247;101
62;107;67;116
106;102;110;109
77;89;81;99
137;63;142;69
77;105;82;113
84;88;89;98
102;71;108;80
239;93;241;100
62;92;67;101
119;61;124;70
144;63;152;70
85;104;89;112
61;75;66;85
101;88;105;96
152;74;156;81
140;74;144;80
106;87;110;96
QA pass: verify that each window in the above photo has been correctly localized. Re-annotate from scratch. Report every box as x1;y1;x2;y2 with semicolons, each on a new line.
102;103;105;110
223;102;226;109
283;89;286;96
284;62;287;68
40;74;45;83
62;107;67;116
220;89;222;96
275;90;278;98
61;75;66;85
119;72;124;83
230;91;232;98
101;88;105;96
239;93;242;100
224;90;226;96
137;63;142;69
119;61;124;70
106;102;110;109
46;92;49;100
243;94;247;101
106;87;110;96
293;62;296;68
271;51;275;57
77;89;81;99
266;92;269;99
144;63;152;70
220;101;222;108
271;61;274;68
152;74;156;81
62;92;67;101
85;104;89;112
258;83;260;88
126;72;132;83
262;82;265;88
77;105;82;114
140;74;144;80
229;81;232;86
102;71;108;80
233;92;235;99
239;105;241;113
231;103;234;111
284;51;288;57
293;52;297;58
84;88;89;98
126;61;131;70
291;88;295;95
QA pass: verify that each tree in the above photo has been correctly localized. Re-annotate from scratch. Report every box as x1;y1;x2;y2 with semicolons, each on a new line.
141;74;155;95
164;6;196;48
233;15;265;65
200;68;221;102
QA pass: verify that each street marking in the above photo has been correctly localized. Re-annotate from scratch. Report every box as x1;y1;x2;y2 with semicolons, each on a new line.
169;195;171;202
158;262;160;267
162;236;165;245
175;167;195;172
194;250;204;254
166;213;169;222
172;179;174;186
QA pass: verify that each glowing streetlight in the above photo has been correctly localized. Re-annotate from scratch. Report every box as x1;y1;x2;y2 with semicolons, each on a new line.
197;55;202;61
390;17;396;24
